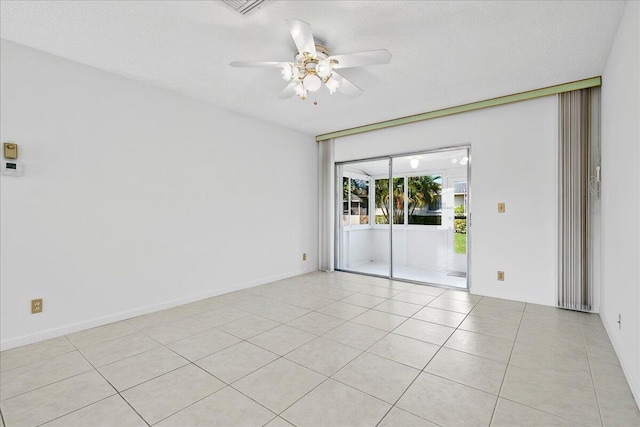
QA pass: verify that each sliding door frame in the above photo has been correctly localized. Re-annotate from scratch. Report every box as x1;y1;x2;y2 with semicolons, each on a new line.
334;144;472;290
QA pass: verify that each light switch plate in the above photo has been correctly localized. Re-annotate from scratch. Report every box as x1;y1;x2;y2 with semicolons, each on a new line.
3;142;18;159
498;203;506;213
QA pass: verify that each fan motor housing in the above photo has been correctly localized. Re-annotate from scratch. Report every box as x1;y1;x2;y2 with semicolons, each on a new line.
294;43;329;62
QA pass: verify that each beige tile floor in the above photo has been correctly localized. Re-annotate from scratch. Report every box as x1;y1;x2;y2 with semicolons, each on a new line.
1;271;639;426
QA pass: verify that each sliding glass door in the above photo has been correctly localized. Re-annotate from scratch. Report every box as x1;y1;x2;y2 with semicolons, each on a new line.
336;148;469;289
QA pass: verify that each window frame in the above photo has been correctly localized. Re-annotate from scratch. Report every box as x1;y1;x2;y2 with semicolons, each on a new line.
342;171;372;230
372;169;445;229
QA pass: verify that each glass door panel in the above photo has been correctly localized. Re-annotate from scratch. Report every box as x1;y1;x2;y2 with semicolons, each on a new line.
390;150;468;288
336;159;390;277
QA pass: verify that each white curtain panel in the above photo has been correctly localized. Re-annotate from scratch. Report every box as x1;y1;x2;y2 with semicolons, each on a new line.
318;139;335;271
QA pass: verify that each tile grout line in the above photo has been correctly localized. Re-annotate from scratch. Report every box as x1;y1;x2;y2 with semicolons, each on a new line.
373;295;531;424
486;302;525;426
149;364;280;426
75;338;152;426
78;324;281;427
2;274;624;426
374;295;481;426
374;335;451;426
488;307;600;426
0;347;79;376
52;336;152;427
1;282;465;426
74;330;254;426
510;303;604;425
240;316;399;424
580;317;606;426
186;310;387;425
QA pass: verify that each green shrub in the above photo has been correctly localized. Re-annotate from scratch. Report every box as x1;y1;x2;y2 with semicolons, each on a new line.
375;215;388;224
454;219;467;234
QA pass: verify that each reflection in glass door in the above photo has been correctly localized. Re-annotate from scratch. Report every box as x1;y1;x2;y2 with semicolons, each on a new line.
335;148;469;288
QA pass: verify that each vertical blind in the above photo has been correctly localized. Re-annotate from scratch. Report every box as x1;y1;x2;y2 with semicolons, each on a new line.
558;88;600;312
318;139;335;271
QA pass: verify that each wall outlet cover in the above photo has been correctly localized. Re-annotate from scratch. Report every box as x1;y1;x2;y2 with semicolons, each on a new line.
31;298;43;314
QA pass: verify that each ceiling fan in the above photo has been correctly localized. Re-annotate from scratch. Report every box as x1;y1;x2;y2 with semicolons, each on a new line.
230;19;392;101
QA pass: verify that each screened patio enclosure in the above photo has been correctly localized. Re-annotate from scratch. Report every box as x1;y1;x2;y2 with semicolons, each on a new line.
336;148;469;288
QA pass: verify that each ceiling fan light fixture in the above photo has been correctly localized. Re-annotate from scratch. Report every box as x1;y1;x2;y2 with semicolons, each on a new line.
325;75;341;94
316;60;332;79
303;74;322;92
281;63;294;81
294;81;307;99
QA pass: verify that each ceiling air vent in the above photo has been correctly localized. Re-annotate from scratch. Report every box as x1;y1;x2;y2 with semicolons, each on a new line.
223;0;268;16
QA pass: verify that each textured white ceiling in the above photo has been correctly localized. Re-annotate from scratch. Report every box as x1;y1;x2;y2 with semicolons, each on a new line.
0;1;626;136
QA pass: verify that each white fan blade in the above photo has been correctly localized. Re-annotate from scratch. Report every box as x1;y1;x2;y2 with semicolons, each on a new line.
332;72;363;97
278;80;298;98
328;49;392;69
230;61;286;68
287;19;316;58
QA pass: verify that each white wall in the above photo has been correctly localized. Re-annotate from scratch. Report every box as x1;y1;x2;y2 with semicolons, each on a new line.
601;1;640;405
0;40;318;350
336;96;558;305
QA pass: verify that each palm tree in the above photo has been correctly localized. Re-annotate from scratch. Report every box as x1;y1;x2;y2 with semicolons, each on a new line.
375;178;404;224
408;175;441;216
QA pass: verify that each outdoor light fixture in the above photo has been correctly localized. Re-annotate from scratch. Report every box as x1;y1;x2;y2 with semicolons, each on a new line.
410;158;420;169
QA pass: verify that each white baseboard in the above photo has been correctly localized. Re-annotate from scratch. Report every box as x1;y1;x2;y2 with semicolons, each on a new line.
0;266;319;351
600;312;640;408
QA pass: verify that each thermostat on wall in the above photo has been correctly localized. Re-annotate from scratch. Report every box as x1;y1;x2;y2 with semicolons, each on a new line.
2;160;23;176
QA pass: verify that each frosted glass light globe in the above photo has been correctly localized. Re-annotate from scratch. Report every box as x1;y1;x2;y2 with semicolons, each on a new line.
325;76;341;94
303;74;322;92
294;81;307;98
316;60;332;79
